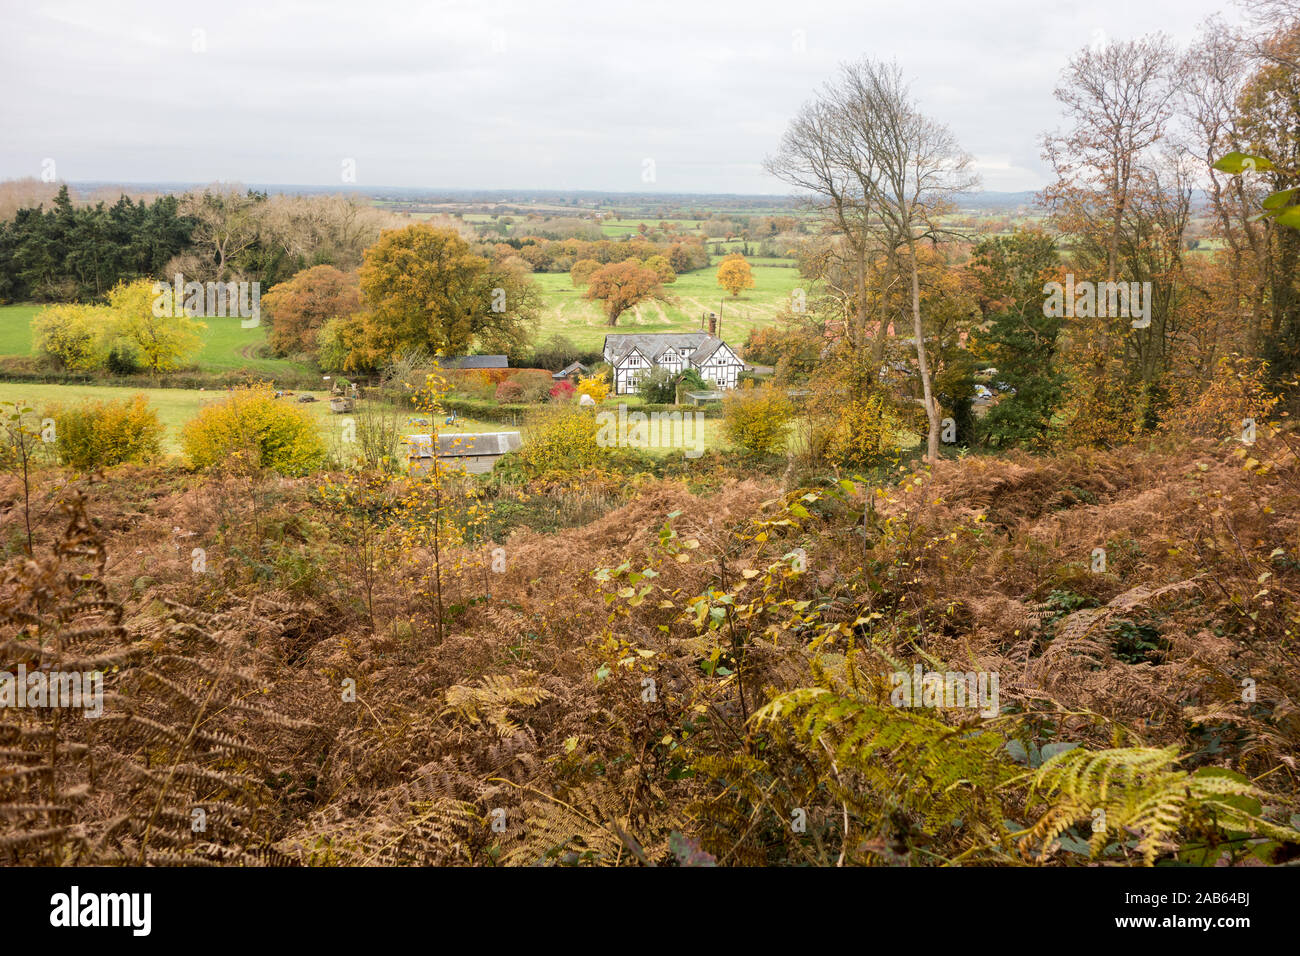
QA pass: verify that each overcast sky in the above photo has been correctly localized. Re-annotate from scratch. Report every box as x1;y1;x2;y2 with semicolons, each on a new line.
1;0;1245;195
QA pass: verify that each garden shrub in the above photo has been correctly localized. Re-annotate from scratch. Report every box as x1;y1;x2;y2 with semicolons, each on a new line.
45;394;163;470
639;367;678;404
495;379;525;403
674;368;708;404
576;374;610;403
512;369;555;403
181;387;326;476
105;346;141;376
722;382;793;455
813;392;905;469
512;405;604;475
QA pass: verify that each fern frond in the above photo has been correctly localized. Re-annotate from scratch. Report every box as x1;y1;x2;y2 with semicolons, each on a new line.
443;672;552;737
1020;746;1300;864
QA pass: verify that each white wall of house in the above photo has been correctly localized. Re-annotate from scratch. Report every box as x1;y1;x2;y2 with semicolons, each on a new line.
699;345;742;389
615;349;650;394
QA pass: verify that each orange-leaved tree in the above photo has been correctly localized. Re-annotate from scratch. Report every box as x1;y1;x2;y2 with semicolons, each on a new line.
716;253;755;298
585;259;666;326
262;265;361;358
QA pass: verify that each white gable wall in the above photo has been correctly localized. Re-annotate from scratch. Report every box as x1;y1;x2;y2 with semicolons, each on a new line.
614;348;650;394
692;343;742;390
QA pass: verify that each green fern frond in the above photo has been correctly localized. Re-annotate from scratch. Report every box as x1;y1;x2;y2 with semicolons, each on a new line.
1020;746;1300;864
752;688;1016;859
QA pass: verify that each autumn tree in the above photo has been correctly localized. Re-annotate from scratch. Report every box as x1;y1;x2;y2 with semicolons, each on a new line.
767;89;890;361
345;224;540;371
105;278;205;376
1224;24;1300;379
1037;36;1197;445
666;243;694;274
832;61;976;462
256;194;404;274
769;60;977;461
584;259;666;327
716;254;755;297
643;254;677;284
1179;20;1268;357
1044;37;1176;287
176;186;265;282
261;265;361;357
1242;0;1300;72
570;258;600;287
1042;37;1178;435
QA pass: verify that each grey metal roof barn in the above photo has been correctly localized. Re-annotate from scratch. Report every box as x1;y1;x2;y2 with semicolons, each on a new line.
406;431;522;475
436;432;522;457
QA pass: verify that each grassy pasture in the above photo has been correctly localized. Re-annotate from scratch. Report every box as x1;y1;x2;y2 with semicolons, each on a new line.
0;304;314;379
0;304;39;356
0;382;511;457
534;262;804;353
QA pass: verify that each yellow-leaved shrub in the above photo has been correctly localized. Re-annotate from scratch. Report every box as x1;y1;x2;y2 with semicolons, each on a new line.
722;382;792;455
32;304;106;372
815;392;905;469
513;405;604;475
46;394;164;470
181;387;326;476
575;374;610;403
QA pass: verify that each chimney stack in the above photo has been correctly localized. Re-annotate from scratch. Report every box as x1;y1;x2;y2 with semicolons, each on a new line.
708;313;717;336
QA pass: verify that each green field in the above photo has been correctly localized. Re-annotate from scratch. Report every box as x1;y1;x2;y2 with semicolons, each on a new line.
0;382;514;457
194;317;313;377
536;262;803;353
0;305;38;356
0;381;741;460
0;304;313;379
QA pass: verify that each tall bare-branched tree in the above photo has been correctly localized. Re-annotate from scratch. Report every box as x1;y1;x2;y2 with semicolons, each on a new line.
769;59;978;462
1043;36;1178;288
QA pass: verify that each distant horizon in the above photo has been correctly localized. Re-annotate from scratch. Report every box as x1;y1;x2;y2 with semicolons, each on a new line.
19;179;1046;202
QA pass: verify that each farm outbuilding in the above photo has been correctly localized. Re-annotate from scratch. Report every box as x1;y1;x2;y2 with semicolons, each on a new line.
552;361;589;383
406;431;522;476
